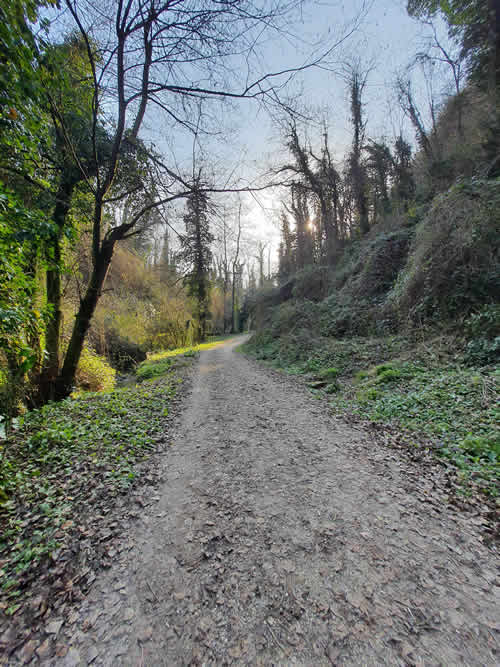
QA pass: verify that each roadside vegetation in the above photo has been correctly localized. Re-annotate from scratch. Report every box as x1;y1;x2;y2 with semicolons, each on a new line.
244;332;499;496
0;0;498;656
136;337;237;381
0;339;212;615
244;3;499;500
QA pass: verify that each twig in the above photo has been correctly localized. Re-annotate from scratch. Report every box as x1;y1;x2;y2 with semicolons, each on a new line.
265;621;287;653
146;580;161;604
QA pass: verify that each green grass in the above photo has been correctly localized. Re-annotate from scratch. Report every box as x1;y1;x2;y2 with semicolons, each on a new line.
136;357;175;381
147;337;236;361
244;332;499;496
137;337;239;382
0;370;183;609
336;364;499;495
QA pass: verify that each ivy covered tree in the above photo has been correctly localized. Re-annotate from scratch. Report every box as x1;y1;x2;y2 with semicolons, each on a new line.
278;211;294;282
392;135;415;207
347;66;369;236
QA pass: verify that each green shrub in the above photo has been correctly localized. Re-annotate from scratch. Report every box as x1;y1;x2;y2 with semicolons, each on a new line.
374;368;403;384
374;363;395;375
464;305;500;365
75;347;116;392
318;367;340;380
136;358;173;381
357;387;379;402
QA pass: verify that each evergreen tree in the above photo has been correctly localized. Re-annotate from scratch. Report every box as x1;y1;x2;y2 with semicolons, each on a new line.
179;181;214;341
393;135;415;206
278;212;294;282
365;140;393;223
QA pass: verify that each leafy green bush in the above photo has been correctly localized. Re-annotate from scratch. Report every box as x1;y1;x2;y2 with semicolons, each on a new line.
375;368;404;383
318;367;340;380
136;358;173;381
75;347;116;392
464;305;500;365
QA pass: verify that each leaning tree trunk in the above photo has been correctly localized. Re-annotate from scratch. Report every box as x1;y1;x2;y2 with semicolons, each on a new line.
55;236;115;400
39;178;76;402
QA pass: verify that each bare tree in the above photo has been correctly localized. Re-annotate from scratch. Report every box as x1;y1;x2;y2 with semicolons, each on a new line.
48;0;360;399
282;124;339;261
396;76;434;162
415;19;465;137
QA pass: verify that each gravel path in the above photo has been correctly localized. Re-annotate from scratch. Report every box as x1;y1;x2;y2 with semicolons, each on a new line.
56;336;498;666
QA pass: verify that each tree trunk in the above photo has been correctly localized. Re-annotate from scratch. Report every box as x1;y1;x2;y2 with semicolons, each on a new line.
359;195;369;235
55;237;115;399
39;178;75;401
231;268;237;334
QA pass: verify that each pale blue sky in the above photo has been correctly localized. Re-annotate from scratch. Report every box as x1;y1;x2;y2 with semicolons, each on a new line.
158;0;453;260
48;0;454;265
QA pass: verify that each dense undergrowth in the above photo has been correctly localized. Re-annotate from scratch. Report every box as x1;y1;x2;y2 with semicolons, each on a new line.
243;331;499;496
0;341;204;613
248;164;499;498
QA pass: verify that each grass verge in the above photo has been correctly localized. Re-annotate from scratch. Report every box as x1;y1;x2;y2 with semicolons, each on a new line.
0;367;185;618
243;332;499;497
137;337;238;381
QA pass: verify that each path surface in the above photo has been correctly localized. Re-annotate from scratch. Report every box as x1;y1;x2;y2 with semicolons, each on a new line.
59;337;498;666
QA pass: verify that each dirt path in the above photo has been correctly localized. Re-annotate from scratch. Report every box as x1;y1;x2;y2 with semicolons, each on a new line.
56;337;498;666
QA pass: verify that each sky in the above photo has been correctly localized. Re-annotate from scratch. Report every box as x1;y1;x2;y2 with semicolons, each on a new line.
138;0;453;269
48;0;454;272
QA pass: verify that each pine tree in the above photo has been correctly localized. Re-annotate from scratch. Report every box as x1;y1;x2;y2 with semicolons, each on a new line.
278;212;294;282
393;135;415;207
179;181;214;341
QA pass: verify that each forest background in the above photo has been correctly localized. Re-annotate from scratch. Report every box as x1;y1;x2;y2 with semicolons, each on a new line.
0;0;498;633
0;0;498;458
